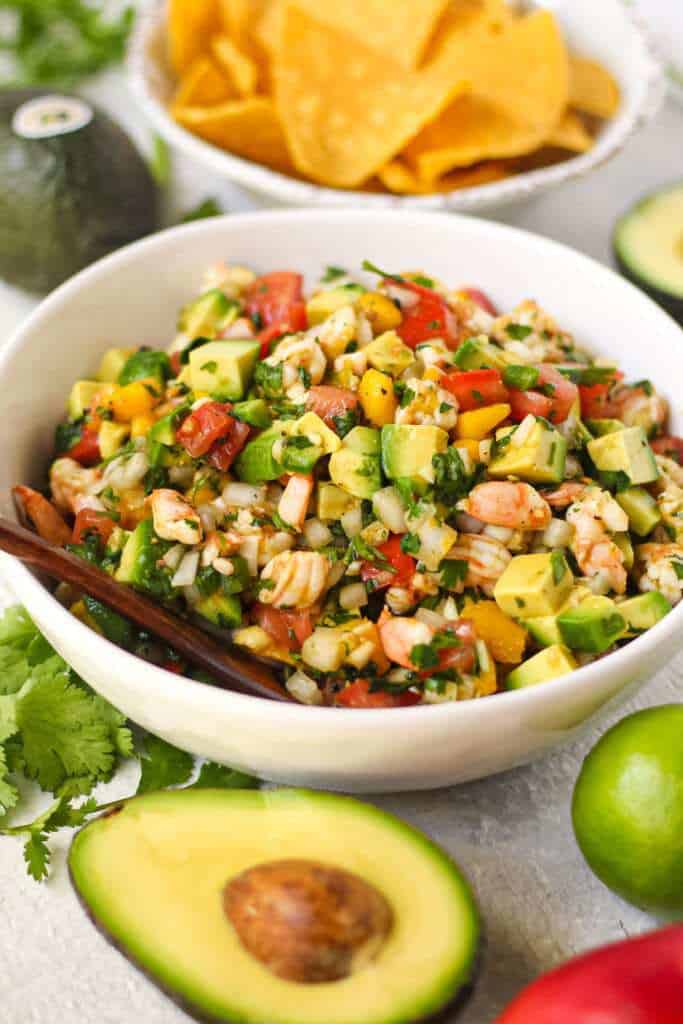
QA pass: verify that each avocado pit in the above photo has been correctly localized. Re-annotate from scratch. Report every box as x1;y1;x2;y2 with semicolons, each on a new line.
223;858;393;983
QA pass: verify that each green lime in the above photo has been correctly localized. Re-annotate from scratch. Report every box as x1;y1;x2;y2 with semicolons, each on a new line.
572;704;683;915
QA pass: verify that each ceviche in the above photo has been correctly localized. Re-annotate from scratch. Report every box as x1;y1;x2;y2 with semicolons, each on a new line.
14;262;683;707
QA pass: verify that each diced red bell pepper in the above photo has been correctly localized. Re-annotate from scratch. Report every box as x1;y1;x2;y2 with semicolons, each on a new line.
336;678;421;708
177;401;235;458
66;426;101;466
388;278;459;349
442;369;510;411
72;509;117;546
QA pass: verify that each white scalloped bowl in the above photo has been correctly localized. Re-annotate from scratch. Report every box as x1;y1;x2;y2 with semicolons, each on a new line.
127;0;664;211
2;210;683;792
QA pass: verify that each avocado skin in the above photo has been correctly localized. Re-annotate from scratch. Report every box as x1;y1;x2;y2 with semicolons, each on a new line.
68;790;482;1024
0;89;160;294
614;247;683;327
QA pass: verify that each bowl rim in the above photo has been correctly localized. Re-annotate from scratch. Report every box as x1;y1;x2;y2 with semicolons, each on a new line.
3;206;683;725
126;0;666;211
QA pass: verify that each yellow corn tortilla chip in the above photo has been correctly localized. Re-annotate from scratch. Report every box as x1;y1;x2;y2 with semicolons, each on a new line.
569;55;620;119
378;159;509;194
174;98;294;173
403;96;548;183
219;0;257;44
211;34;259;96
274;4;468;189
168;0;219;75
548;110;594;153
253;0;285;55
172;57;236;107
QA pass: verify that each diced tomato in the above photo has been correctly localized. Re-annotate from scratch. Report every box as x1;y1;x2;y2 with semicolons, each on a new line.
508;364;578;425
257;302;308;358
161;656;186;675
66;426;101;466
388;278;459;350
442;369;509;411
177;401;235;458
336;678;421;708
419;620;478;678
252;604;313;652
169;351;182;377
306;385;359;431
72;509;117;546
207;419;251;471
245;271;306;356
651;436;683;464
361;535;416;590
462;288;498;316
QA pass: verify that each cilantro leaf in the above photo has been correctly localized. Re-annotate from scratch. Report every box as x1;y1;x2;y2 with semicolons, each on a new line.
0;746;18;815
137;735;194;795
432;446;471;504
181;198;223;223
23;832;50;882
188;762;260;791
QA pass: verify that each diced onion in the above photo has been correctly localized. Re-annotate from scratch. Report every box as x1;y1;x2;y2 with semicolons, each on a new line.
542;517;574;549
339;582;368;610
303;517;333;549
341;504;363;538
475;639;490;674
415;607;447;629
172;549;200;588
101;451;148;491
239;536;260;576
222;482;266;508
286;670;323;706
162;543;185;570
301;629;346;672
197;504;217;532
327;561;347;588
385;283;419;309
372;487;407;533
511;414;535;447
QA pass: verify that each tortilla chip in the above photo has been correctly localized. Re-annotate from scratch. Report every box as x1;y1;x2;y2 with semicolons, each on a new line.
219;0;254;44
168;0;219;75
548;110;593;153
569;55;620;119
403;96;547;182
274;4;468;188
253;0;285;54
174;98;294;173
211;34;259;96
378;158;509;194
172;57;236;107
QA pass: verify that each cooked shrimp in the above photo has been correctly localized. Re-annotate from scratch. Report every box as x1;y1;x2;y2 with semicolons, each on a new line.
635;543;683;606
13;486;71;545
378;615;435;670
149;488;203;545
259;550;330;609
543;481;587;508
278;474;313;532
611;383;668;435
566;487;628;594
395;378;458;429
266;335;326;389
445;534;512;595
49;457;101;515
490;300;576;363
463;482;551;531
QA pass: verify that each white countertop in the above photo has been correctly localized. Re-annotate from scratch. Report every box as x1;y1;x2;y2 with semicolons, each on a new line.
1;52;683;1024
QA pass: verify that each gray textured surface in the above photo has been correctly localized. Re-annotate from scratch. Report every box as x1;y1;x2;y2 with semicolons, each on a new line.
1;55;682;1024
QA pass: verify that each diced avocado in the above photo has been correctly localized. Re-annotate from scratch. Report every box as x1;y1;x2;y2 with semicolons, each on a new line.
179;289;237;340
69;789;480;1024
488;420;567;484
506;645;578;689
115;519;173;598
233;427;285;484
616;486;661;537
231;399;272;429
68;380;100;420
587;426;659;486
557;596;626;653
524;585;594;647
344;426;381;456
453;335;512;372
97;347;135;384
306;284;364;325
381;424;448;481
148;401;192;447
329;448;381;500
586;418;625;437
82;596;135;650
98;420;130;460
280;437;323;474
364;331;415;377
194;592;242;629
289;412;342;456
613;532;634;569
189;339;260;400
494;552;573;619
316;482;355;520
118;350;171;390
617;591;671;631
567;400;594;448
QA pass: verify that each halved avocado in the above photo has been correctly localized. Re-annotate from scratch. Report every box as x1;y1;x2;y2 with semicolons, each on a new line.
69;789;479;1024
613;181;683;325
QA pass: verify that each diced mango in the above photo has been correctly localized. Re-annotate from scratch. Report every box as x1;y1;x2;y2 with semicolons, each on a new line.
358;369;397;427
358;291;403;334
130;413;156;439
111;380;159;422
456;403;511;441
475;641;498;695
455;438;480;462
461;599;528;664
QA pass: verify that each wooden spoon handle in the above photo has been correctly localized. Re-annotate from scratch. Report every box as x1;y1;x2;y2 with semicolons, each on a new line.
0;517;293;703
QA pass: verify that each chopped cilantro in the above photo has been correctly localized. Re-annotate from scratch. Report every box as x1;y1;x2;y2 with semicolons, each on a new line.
332;409;358;438
321;265;348;283
54;419;84;455
200;360;218;373
441;559;468;588
671;559;683;580
400;533;420;555
432;447;471;504
400;387;415;408
550;550;568;585
253;362;284;398
503;365;540;391
506;323;533;341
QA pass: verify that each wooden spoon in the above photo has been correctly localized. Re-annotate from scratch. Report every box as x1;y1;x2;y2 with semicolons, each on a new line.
0;517;294;704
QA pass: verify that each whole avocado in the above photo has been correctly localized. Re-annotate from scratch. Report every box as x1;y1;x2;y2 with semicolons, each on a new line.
0;90;160;293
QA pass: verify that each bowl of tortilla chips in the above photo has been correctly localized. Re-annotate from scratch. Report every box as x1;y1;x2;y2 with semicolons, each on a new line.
128;0;664;209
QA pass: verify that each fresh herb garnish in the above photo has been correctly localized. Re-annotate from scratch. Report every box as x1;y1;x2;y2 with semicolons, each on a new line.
54;419;84;455
671;559;683;580
321;265;348;283
400;533;420;555
253;362;284;398
550;550;568;585
441;559;468;588
332;409;358;438
503;365;540;391
432;446;471;504
505;323;533;341
180;198;223;223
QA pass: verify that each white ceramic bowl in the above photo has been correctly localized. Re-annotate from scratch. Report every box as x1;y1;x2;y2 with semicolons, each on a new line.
2;210;682;793
127;0;664;212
